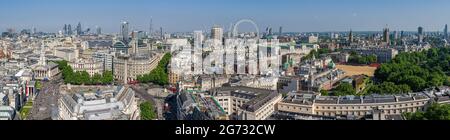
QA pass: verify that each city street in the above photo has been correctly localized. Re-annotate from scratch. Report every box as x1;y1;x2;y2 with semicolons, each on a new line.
27;78;63;120
130;85;162;119
163;94;177;120
131;83;174;120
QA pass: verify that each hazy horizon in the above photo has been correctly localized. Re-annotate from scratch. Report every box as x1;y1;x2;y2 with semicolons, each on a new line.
1;0;450;33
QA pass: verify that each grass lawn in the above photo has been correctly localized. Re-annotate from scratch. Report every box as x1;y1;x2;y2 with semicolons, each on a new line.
20;101;33;119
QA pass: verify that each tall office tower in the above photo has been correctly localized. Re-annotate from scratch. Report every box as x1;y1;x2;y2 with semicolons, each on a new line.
393;31;398;40
418;26;424;43
32;27;36;35
121;21;130;43
279;26;283;36
63;24;68;35
149;18;153;38
348;30;353;43
68;24;73;35
160;27;163;39
194;30;204;46
264;27;271;37
96;26;102;35
400;30;404;39
268;27;273;36
444;24;448;39
211;25;223;41
76;22;82;35
383;25;390;43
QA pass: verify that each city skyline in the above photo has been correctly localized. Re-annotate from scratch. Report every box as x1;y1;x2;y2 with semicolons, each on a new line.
1;0;450;33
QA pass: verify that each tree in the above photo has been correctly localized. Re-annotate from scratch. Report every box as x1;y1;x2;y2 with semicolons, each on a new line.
35;81;42;90
55;60;114;85
91;73;102;85
367;82;411;95
333;83;356;96
404;104;450;120
80;71;91;85
373;47;450;92
320;89;329;96
140;101;156;120
137;53;171;85
400;76;426;92
348;54;377;65
102;71;114;84
303;48;331;60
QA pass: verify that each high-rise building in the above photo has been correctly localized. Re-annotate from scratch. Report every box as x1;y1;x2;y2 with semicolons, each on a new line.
76;22;82;35
67;24;73;35
211;25;223;41
160;27;163;39
348;30;353;43
121;21;130;43
400;30;404;39
149;18;153;38
383;26;390;43
131;31;145;40
444;24;448;39
418;26;424;43
279;26;283;36
393;31;398;40
63;24;68;35
268;27;273;36
265;27;273;37
194;30;204;46
418;26;423;35
96;26;102;35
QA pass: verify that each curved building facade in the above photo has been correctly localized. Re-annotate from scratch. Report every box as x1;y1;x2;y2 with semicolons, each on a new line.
114;53;163;83
277;87;450;120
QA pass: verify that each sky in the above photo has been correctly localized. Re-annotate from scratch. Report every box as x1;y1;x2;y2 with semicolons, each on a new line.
1;0;450;33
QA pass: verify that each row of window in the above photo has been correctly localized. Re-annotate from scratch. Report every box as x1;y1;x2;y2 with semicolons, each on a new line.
315;101;426;110
279;106;424;117
254;103;275;120
316;107;423;116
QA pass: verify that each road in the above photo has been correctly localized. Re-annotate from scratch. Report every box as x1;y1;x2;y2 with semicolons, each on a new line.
163;94;177;120
27;78;63;120
130;85;164;120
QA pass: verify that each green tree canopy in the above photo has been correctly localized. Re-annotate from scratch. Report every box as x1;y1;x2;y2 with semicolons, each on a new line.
332;83;356;96
137;53;172;85
55;60;114;85
374;47;450;92
404;104;450;120
140;101;156;120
